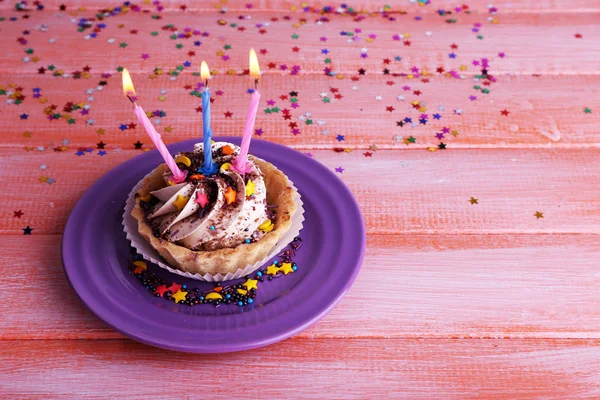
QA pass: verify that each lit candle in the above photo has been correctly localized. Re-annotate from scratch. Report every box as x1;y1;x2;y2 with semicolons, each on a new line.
122;68;187;182
233;48;261;174
198;61;218;175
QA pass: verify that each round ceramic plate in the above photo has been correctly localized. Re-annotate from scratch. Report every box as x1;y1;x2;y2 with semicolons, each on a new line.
63;137;365;353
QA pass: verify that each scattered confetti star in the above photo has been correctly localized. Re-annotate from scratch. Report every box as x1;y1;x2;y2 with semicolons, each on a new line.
336;134;345;142
96;141;105;149
501;109;510;116
14;210;24;218
534;211;544;219
584;107;592;114
134;141;143;149
469;197;478;205
20;113;29;120
363;152;373;157
224;111;233;118
335;166;344;173
23;226;33;235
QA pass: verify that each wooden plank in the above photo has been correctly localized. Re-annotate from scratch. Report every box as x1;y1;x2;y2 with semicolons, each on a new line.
1;0;598;13
0;11;597;75
2;234;599;340
1;148;599;235
1;338;599;398
1;73;598;149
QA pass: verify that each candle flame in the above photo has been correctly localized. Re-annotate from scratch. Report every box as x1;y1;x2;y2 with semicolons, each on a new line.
249;48;260;78
200;61;211;82
122;68;136;97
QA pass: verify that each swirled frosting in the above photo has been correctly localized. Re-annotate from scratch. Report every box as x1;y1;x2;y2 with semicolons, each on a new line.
141;142;271;251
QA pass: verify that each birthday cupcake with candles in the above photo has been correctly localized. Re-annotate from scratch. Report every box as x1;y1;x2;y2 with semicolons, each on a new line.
122;52;302;281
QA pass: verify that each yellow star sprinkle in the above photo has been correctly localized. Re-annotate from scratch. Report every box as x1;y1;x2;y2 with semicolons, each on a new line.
279;263;294;275
164;125;173;133
534;211;544;219
243;279;258;291
266;264;280;275
171;290;188;303
469;197;478;205
245;180;255;197
173;195;189;211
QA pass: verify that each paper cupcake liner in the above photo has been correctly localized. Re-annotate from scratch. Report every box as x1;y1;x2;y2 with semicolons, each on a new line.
122;167;305;282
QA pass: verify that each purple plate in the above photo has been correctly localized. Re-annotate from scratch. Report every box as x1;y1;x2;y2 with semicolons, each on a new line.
62;137;365;353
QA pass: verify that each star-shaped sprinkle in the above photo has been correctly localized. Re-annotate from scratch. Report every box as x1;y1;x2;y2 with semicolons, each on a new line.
245;180;255;197
96;141;105;149
584;107;592;114
171;289;188;303
173;195;189;211
279;263;294;275
336;134;345;141
266;264;280;275
224;187;236;204
469;197;478;205
13;210;24;218
224;111;233;118
154;284;169;296
335;166;344;173
195;192;209;208
534;211;544;219
501;109;510;116
243;278;258;290
134;141;143;149
23;226;33;235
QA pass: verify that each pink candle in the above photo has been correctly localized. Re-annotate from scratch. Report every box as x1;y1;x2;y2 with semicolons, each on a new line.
233;49;261;174
233;89;260;173
122;68;187;183
133;105;187;182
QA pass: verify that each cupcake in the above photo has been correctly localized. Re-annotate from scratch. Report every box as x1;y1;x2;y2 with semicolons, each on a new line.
130;142;298;277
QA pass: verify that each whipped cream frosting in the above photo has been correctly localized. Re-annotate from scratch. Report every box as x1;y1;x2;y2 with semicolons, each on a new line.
143;142;269;251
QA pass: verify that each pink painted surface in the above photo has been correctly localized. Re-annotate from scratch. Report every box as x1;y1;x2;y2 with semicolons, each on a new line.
0;0;599;397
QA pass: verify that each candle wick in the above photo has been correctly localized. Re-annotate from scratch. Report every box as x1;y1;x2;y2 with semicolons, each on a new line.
205;80;209;89
254;78;259;90
126;95;136;105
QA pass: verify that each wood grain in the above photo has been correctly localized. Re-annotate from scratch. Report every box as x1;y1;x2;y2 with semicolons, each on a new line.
1;0;599;12
1;73;599;149
1;0;599;396
1;339;599;398
0;11;598;75
2;234;599;340
2;148;599;235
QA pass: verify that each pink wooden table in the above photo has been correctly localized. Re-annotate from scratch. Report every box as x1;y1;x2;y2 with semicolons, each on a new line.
1;0;599;397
